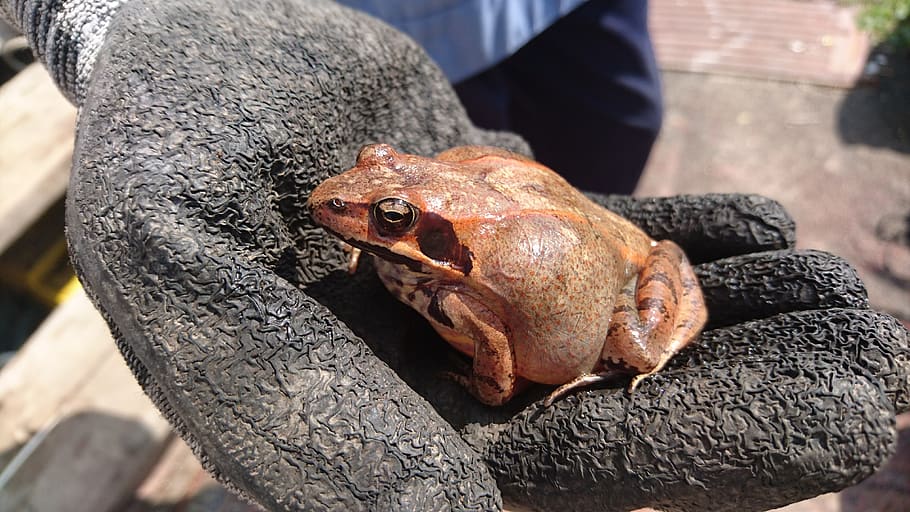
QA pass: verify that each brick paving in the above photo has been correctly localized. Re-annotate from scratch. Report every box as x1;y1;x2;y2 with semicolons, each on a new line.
650;0;870;87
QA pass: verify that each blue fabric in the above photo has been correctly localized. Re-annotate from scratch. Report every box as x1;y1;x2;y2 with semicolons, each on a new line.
453;0;662;194
335;0;587;82
338;0;663;195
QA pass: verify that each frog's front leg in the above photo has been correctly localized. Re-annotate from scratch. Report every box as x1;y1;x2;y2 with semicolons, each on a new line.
602;240;707;389
438;293;519;406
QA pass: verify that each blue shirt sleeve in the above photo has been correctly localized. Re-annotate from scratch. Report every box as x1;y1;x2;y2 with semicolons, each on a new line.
335;0;588;82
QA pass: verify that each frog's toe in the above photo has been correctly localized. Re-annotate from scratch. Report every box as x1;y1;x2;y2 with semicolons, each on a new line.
627;355;676;392
544;372;616;406
345;246;362;274
628;372;651;392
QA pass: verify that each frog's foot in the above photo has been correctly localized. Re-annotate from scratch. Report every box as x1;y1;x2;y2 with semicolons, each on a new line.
437;294;519;406
626;343;685;392
544;372;618;406
443;371;528;406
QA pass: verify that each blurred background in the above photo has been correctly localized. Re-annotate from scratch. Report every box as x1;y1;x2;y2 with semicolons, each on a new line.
0;0;906;510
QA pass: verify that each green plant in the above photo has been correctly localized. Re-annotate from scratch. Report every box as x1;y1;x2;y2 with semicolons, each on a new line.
856;0;910;49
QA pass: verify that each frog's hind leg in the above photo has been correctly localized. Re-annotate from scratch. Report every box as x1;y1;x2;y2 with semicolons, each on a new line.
602;240;707;391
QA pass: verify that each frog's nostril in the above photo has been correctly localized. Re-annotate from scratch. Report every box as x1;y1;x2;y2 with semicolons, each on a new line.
328;197;346;210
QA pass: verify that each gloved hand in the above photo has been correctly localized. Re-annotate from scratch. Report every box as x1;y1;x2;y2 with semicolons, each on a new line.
5;0;907;511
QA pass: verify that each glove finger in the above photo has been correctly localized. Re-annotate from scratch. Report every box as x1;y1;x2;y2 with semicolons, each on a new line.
466;307;908;512
588;193;796;263
472;354;896;512
695;249;869;328
672;308;910;414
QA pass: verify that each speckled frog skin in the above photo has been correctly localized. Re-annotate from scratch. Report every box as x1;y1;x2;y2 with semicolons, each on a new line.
308;144;707;405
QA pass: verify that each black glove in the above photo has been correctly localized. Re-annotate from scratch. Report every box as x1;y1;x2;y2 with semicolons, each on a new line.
6;0;906;510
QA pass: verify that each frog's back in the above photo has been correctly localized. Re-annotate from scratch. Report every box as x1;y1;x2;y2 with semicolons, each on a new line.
448;151;655;259
438;150;659;383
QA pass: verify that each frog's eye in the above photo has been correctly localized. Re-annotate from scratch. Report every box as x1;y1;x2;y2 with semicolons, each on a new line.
371;198;419;235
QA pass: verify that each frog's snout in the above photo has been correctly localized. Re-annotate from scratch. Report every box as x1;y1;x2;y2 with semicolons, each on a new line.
306;186;331;223
307;186;371;241
307;192;342;226
325;197;347;211
309;193;351;225
307;177;346;214
307;195;348;213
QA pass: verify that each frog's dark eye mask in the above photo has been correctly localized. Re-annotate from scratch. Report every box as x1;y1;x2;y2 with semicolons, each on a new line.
367;197;473;275
372;197;419;236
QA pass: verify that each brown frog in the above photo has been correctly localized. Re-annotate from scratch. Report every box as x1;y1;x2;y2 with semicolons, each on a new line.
307;144;707;406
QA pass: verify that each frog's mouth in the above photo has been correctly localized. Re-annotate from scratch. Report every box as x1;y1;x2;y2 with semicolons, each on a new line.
322;227;426;274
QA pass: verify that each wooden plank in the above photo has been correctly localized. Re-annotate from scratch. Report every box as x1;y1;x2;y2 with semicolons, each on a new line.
0;63;76;253
126;438;208;511
0;289;112;449
0;289;172;512
125;437;260;512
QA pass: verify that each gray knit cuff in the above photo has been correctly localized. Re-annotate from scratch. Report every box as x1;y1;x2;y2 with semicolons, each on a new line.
1;0;127;103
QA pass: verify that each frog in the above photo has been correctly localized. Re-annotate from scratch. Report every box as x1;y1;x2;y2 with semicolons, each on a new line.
307;143;708;406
